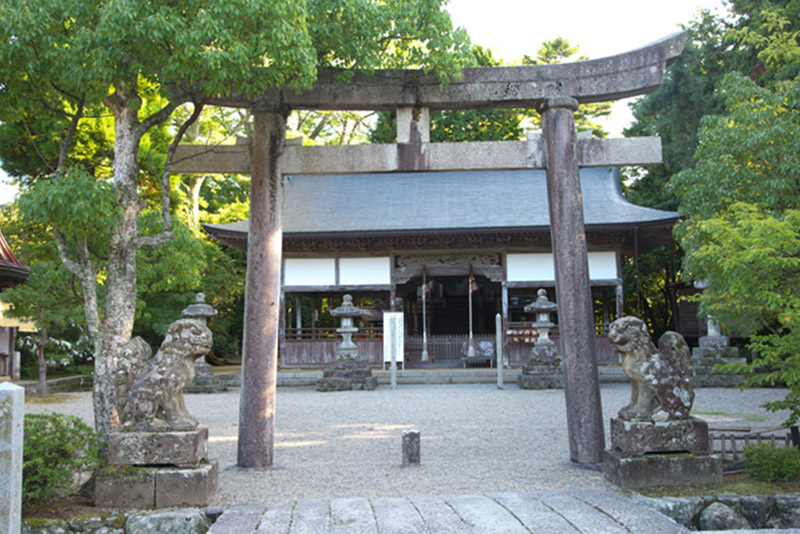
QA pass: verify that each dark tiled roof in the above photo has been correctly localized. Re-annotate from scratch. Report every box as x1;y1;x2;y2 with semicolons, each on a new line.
206;167;677;239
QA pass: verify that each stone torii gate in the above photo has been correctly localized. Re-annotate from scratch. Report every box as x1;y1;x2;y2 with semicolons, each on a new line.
173;33;684;467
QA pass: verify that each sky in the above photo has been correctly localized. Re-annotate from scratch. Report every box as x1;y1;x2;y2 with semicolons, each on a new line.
0;0;729;204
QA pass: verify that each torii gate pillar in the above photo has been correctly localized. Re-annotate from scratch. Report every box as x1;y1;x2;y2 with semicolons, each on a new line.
540;98;605;463
237;110;286;467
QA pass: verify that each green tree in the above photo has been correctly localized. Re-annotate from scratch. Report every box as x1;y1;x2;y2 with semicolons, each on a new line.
619;9;759;335
671;72;800;423
0;0;470;438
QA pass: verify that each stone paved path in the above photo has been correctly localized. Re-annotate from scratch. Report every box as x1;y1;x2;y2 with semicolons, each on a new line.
207;490;689;533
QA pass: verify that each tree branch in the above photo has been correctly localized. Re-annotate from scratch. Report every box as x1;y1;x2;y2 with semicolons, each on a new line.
137;98;188;136
137;232;174;249
56;95;85;177
160;100;205;232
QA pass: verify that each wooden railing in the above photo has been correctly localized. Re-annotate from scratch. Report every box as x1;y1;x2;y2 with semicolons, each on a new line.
285;327;382;340
709;427;793;462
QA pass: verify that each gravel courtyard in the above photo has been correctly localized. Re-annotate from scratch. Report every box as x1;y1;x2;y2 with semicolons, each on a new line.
26;382;791;507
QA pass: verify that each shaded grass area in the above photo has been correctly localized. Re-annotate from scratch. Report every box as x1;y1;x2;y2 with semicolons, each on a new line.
24;393;78;405
637;472;800;498
692;408;769;423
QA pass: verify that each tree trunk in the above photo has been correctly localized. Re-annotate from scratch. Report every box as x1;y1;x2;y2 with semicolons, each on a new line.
93;94;143;438
188;175;207;230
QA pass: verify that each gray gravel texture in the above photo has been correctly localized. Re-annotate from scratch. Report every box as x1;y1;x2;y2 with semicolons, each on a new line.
26;383;791;507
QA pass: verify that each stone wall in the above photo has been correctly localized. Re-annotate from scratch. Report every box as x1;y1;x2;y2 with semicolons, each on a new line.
635;493;800;530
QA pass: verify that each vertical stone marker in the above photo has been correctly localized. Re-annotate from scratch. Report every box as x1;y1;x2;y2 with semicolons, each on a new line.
0;382;23;534
402;429;420;466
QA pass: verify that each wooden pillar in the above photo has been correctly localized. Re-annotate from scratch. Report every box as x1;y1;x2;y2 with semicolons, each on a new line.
238;109;287;468
540;97;605;464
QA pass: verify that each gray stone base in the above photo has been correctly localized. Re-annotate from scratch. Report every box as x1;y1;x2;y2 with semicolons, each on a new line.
317;360;378;391
692;342;746;387
186;373;229;394
108;427;208;468
609;417;710;455
94;460;218;509
517;370;563;389
603;450;722;489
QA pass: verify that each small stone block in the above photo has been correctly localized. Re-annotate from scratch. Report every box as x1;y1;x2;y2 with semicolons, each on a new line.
603;449;722;489
610;417;710;455
155;460;218;508
402;429;420;466
94;467;155;508
108;427;208;467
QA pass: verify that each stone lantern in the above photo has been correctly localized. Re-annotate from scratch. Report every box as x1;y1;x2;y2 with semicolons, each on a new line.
518;289;563;389
330;294;364;360
182;293;218;377
317;294;378;392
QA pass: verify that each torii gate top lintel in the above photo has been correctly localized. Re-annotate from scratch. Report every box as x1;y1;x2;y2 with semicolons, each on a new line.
205;32;684;111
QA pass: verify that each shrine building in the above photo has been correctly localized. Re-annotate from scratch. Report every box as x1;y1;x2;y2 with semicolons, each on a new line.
204;164;677;368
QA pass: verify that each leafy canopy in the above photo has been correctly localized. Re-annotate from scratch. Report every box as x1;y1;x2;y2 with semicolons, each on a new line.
671;72;800;424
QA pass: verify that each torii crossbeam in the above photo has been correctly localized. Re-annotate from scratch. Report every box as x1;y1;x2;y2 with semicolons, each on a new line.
172;33;685;467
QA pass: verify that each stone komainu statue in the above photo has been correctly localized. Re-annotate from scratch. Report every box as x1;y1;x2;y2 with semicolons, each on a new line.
116;319;213;432
608;316;694;421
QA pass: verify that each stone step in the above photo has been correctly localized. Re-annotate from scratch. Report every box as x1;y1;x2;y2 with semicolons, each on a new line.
207;491;689;534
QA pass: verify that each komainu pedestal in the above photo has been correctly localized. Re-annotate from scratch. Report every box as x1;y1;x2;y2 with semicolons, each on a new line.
95;294;219;508
603;316;721;489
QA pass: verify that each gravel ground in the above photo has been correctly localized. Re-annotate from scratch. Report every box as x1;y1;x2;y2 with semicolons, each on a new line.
26;383;792;507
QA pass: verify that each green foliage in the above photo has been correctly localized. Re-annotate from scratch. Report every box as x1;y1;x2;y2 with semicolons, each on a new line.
22;414;103;509
744;443;800;482
671;73;800;424
17;168;118;255
729;0;800;76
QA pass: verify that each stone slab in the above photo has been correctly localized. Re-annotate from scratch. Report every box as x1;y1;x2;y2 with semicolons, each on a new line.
532;491;631;533
0;383;24;534
255;502;294;533
407;495;469;533
207;503;266;534
108;427;208;467
604;450;722;489
372;497;426;534
488;493;580;533
291;498;331;534
567;490;688;533
444;494;529;533
154;460;218;508
330;497;378;534
610;417;710;455
94;468;155;508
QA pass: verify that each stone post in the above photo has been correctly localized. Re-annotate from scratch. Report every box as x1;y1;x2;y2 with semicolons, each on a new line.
238;110;287;468
540;97;605;464
402;429;420;466
0;383;23;534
